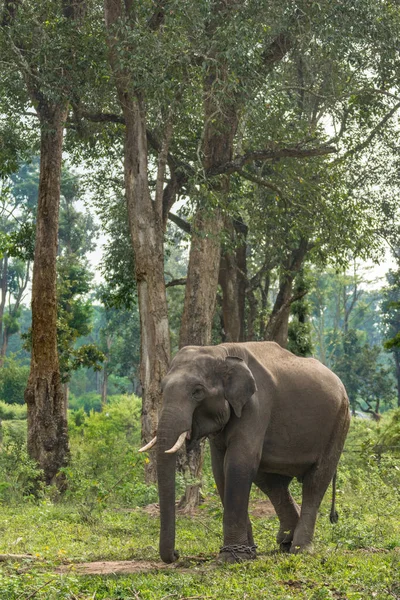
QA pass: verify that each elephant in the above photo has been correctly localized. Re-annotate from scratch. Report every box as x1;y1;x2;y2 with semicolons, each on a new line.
140;341;350;564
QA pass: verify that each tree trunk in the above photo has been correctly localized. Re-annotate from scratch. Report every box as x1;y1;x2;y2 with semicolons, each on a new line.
101;368;108;407
104;0;171;483
0;254;8;360
0;329;9;361
178;10;240;506
179;208;223;348
218;217;248;343
24;104;69;488
395;349;400;408
265;239;308;347
124;98;170;484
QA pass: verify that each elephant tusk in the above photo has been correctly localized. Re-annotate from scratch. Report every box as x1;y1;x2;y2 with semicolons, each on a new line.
138;436;157;452
165;431;189;454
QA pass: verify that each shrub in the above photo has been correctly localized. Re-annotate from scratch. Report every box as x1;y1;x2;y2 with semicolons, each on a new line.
63;395;156;514
0;355;29;405
69;391;102;413
0;422;43;503
0;400;27;420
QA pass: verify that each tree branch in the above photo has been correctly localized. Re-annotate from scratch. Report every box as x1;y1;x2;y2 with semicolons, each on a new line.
262;32;292;68
168;212;191;234
237;168;285;198
165;278;187;288
207;144;337;177
332;101;400;164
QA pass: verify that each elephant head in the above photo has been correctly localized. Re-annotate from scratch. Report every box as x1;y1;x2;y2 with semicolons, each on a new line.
139;346;257;563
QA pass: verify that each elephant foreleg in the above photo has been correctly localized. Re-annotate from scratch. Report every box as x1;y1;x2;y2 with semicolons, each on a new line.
254;473;300;552
210;441;255;559
218;449;258;563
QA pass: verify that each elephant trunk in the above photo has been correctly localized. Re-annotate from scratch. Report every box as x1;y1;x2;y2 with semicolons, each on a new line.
156;409;190;563
157;443;178;563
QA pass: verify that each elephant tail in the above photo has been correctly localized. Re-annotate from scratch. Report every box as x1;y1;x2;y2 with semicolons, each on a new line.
329;470;339;524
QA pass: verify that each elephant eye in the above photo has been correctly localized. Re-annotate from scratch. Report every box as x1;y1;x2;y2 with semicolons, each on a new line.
192;386;206;401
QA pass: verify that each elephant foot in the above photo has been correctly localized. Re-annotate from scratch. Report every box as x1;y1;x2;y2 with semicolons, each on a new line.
160;549;180;563
289;542;313;554
217;544;257;564
277;529;295;553
279;541;292;553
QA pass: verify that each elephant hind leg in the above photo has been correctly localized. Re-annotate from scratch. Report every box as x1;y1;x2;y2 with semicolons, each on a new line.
291;402;350;554
290;462;334;554
254;473;300;552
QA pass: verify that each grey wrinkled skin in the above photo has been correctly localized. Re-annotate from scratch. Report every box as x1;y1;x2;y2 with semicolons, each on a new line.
156;342;350;564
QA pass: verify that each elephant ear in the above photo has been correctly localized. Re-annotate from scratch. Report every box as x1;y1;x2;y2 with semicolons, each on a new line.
223;356;257;418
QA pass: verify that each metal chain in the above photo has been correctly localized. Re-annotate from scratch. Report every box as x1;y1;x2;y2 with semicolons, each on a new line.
219;544;258;561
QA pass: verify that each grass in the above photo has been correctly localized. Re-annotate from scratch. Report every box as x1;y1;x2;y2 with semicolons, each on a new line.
1;414;400;599
0;485;399;600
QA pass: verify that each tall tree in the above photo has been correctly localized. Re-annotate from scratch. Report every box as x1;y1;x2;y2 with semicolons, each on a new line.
104;0;176;482
1;0;86;485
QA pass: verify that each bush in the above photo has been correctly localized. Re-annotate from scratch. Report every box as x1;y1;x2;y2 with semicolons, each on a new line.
64;395;156;515
69;391;102;413
0;422;43;503
0;355;29;405
0;400;27;420
376;408;400;453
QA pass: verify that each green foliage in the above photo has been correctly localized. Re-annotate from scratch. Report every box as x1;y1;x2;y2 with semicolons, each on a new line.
56;254;104;383
309;267;397;416
382;264;400;353
0;355;29;405
0;416;399;598
0;423;43;503
333;330;395;415
63;395;157;517
0;221;35;261
288;271;313;357
69;391;102;414
376;408;400;452
0;400;26;420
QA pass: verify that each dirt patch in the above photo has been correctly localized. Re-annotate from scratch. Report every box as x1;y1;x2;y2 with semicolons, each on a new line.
57;560;173;575
142;499;276;519
56;557;213;576
249;499;276;518
141;503;161;517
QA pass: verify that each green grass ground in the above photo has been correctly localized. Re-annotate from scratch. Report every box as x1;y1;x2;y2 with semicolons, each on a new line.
1;414;400;599
0;485;399;600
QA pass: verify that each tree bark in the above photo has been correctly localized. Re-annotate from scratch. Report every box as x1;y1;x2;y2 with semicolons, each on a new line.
0;255;8;355
264;238;308;347
395;349;400;408
218;217;248;342
104;0;171;483
178;2;240;508
24;104;69;487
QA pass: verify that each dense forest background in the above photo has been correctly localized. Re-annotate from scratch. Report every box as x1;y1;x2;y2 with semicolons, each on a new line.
1;159;399;420
0;0;399;489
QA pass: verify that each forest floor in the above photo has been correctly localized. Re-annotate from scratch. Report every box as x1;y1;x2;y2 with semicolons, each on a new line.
1;491;400;599
54;499;276;576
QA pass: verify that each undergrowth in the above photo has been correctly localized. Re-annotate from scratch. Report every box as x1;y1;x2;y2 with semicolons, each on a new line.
0;402;399;599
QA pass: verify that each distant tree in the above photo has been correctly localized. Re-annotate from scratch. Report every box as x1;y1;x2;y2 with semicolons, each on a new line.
287;270;313;357
0;354;29;405
382;263;400;407
95;300;141;405
56;255;104;389
332;330;395;419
